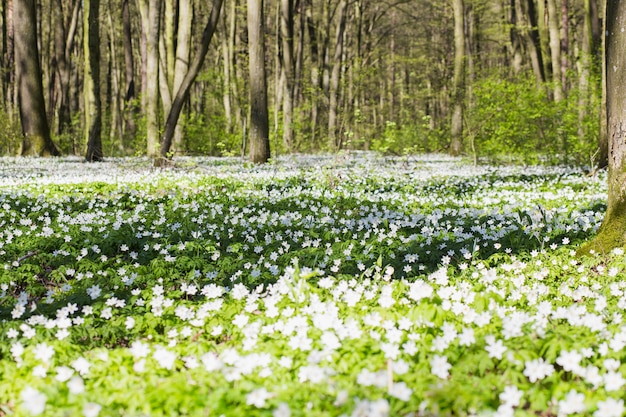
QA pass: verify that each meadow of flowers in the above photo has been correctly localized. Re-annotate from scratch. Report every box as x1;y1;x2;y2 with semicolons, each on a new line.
0;153;623;417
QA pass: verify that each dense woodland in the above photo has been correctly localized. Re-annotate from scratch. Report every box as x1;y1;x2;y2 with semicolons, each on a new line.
0;0;607;165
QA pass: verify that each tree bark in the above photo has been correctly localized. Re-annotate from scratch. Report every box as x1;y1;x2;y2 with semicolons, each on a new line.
171;0;192;154
281;0;295;150
546;0;564;101
580;0;626;254
84;0;103;161
599;0;609;168
122;0;137;141
143;0;161;157
328;0;348;149
51;0;78;136
247;0;270;163
449;0;465;156
155;0;223;166
14;0;59;156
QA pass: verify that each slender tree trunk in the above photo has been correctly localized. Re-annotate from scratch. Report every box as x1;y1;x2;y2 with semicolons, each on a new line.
15;0;59;156
84;0;103;161
578;0;592;141
171;0;192;154
51;0;78;136
328;0;347;149
598;0;608;168
536;0;552;84
122;0;137;144
281;0;295;150
4;0;15;118
546;0;564;101
560;0;569;92
156;0;223;165
450;0;465;156
510;0;524;74
306;0;320;144
107;0;123;153
141;0;161;157
221;0;233;131
521;0;547;84
247;0;270;163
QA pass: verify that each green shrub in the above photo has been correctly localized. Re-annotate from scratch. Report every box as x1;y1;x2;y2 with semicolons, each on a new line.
466;75;600;165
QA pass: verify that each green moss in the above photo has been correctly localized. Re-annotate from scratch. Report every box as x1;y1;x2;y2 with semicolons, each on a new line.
578;198;626;257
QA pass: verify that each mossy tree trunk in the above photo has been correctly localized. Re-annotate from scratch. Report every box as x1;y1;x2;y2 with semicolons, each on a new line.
581;0;626;254
15;0;60;156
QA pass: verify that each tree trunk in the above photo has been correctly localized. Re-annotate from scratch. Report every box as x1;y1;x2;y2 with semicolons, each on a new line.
510;0;523;74
546;0;564;101
328;0;347;149
171;0;192;154
599;0;609;168
449;0;465;156
143;0;161;157
15;0;59;156
281;0;295;150
580;0;626;254
84;0;103;161
578;0;592;141
107;0;123;153
155;0;223;166
3;0;15;117
221;1;233;131
522;0;547;84
247;0;270;163
51;0;78;136
560;0;569;93
122;0;137;142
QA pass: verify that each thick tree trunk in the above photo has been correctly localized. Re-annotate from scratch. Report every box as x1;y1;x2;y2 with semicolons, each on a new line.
449;0;465;156
247;0;270;164
84;0;103;161
155;0;223;166
15;0;59;156
580;0;626;254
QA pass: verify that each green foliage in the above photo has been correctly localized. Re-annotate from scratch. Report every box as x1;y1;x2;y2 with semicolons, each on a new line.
0;155;616;416
466;75;600;165
371;116;447;155
183;112;242;156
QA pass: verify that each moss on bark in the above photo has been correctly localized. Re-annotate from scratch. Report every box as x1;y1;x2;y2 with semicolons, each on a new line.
578;197;626;256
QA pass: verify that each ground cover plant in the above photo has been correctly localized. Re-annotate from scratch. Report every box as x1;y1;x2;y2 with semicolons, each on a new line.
0;153;623;417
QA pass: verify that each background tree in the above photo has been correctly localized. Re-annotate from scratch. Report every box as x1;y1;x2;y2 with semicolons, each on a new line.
248;0;270;163
156;0;223;166
84;0;102;161
14;0;59;156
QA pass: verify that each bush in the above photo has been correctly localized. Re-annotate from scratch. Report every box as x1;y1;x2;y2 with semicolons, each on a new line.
466;75;600;165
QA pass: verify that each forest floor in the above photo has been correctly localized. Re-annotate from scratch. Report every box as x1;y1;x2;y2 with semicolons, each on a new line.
0;153;623;417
